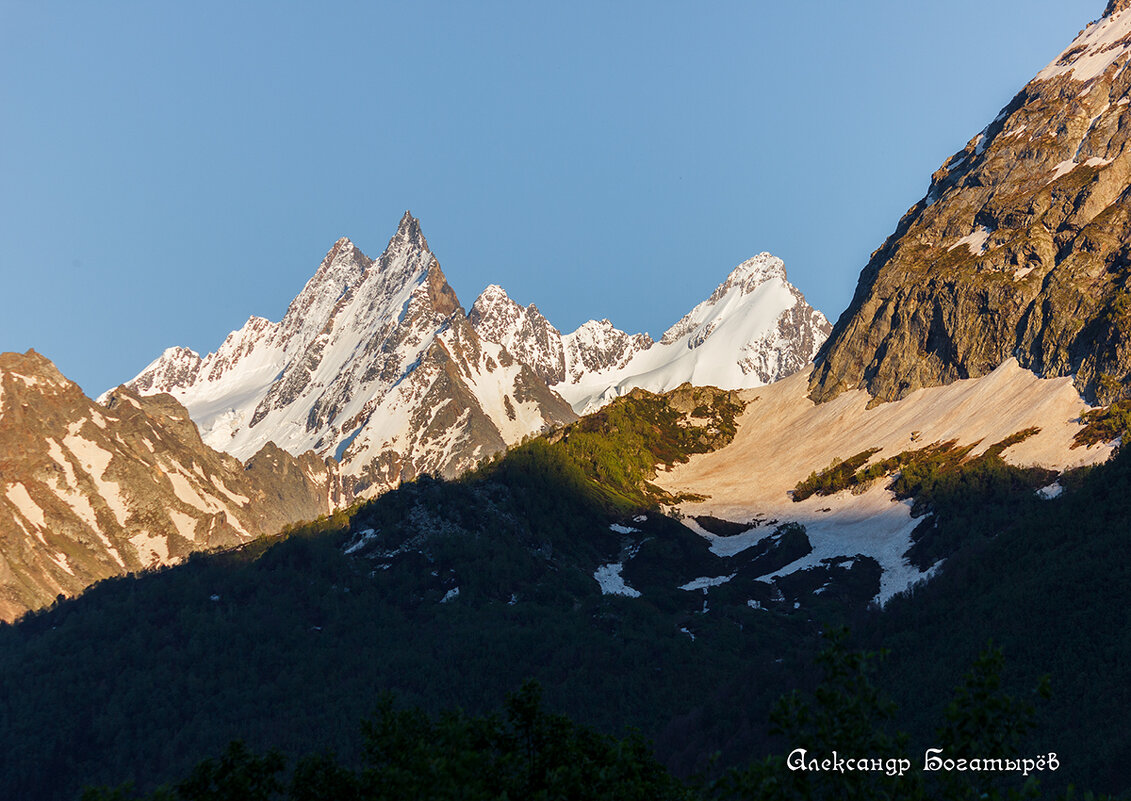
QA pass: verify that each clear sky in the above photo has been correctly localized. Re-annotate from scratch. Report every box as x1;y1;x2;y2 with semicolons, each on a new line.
0;0;1100;394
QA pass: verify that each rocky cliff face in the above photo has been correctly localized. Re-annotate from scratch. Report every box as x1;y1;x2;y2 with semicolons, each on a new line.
0;350;341;621
125;213;577;498
811;3;1131;405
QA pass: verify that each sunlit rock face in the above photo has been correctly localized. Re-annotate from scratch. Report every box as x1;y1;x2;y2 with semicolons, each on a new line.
811;4;1131;406
0;350;342;621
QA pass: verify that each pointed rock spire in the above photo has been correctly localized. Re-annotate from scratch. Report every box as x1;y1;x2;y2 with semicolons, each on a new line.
389;210;429;253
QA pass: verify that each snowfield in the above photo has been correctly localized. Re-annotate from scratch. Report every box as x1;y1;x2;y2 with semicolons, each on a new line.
657;360;1112;604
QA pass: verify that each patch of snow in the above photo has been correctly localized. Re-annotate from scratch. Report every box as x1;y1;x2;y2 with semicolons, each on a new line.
5;482;46;529
609;523;639;534
948;226;993;256
1036;10;1131;84
1050;156;1110;181
1051;158;1078;180
736;491;927;604
50;551;76;576
62;433;113;477
440;586;460;603
746;599;763;610
680;627;696;641
593;562;641;597
61;434;130;527
164;467;222;514
679;516;766;557
43;474;126;567
1037;482;1064;500
679;573;737;591
167;508;200;541
210;474;250;505
8;372;47;387
130;530;170;566
344;528;378;555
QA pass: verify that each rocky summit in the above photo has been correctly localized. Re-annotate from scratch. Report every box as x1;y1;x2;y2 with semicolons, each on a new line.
811;4;1131;406
0;350;342;621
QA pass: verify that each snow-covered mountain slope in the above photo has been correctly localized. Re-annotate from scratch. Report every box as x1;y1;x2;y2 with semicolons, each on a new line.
468;286;570;386
471;253;831;414
469;287;654;388
561;320;655;386
654;360;1113;605
122;213;577;497
0;350;342;621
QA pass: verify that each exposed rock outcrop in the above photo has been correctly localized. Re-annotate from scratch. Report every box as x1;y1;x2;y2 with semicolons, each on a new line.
0;350;342;621
811;6;1131;406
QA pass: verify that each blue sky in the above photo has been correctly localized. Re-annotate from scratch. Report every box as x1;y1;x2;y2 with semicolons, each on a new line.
0;0;1099;394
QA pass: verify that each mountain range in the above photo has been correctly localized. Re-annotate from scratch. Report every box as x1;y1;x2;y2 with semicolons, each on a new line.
1;214;828;621
121;212;829;497
3;3;1131;798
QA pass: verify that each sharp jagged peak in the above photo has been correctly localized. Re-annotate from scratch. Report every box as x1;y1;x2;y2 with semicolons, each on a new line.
388;210;430;255
476;283;511;302
722;253;788;289
160;344;202;361
471;284;548;319
682;253;789;317
320;236;366;269
565;317;649;344
576;318;615;333
469;284;514;317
